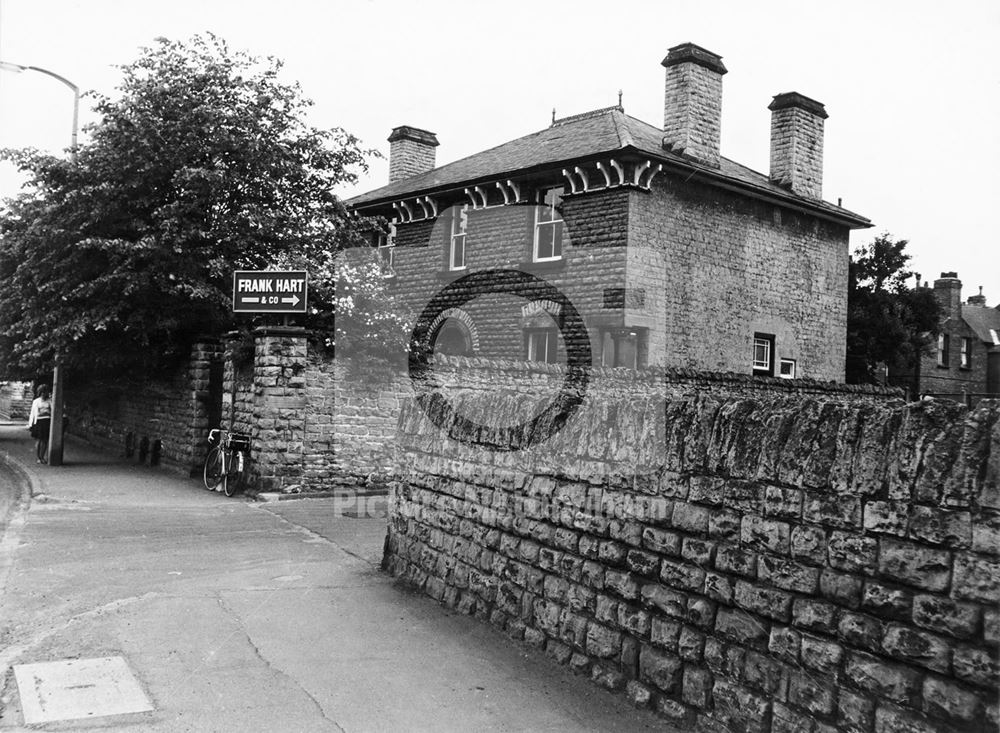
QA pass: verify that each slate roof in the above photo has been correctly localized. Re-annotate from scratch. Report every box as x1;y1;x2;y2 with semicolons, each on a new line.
348;106;870;228
962;304;1000;345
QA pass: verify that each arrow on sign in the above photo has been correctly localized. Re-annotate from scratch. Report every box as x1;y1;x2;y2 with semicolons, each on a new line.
242;297;260;303
281;295;300;306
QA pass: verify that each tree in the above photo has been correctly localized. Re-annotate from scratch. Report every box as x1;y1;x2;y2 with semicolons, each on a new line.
310;250;413;364
846;233;941;386
0;34;385;381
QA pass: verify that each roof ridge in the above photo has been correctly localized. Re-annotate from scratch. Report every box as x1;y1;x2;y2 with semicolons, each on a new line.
552;105;623;127
611;108;633;149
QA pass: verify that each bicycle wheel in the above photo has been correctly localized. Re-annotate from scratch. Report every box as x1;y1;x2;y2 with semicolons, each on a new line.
203;446;225;490
223;450;247;497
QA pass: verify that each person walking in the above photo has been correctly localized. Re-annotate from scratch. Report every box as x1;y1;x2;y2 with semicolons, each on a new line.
27;384;52;464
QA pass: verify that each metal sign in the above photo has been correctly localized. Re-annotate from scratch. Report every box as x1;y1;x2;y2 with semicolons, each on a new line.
232;270;308;313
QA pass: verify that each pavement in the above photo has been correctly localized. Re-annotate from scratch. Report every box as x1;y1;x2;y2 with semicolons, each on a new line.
0;424;670;732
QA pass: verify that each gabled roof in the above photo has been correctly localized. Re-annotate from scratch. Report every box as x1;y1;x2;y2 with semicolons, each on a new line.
963;303;1000;345
348;106;870;228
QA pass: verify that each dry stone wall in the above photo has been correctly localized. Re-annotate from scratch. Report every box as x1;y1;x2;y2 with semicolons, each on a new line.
384;363;999;733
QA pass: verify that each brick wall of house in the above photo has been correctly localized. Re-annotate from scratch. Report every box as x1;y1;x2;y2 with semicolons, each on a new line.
629;174;850;381
390;189;631;363
384;361;999;732
384;171;849;380
917;319;991;400
70;341;223;473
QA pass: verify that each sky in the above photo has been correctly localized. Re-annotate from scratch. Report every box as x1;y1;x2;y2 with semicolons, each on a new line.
0;0;997;302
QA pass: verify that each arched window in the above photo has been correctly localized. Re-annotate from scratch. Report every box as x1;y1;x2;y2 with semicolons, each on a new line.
431;318;474;356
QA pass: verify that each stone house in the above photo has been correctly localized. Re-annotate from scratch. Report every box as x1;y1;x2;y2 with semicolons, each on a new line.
892;272;1000;403
347;42;870;381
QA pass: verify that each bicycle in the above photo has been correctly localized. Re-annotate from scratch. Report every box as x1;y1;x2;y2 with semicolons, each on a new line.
203;428;251;497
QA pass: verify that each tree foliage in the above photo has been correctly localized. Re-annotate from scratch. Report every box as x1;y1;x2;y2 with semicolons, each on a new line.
846;233;941;385
312;252;413;362
0;34;385;380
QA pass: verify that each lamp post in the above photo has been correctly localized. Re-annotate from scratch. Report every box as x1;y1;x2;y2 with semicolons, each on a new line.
1;61;80;467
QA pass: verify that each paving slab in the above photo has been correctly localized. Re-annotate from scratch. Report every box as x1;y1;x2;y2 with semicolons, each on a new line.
14;656;153;724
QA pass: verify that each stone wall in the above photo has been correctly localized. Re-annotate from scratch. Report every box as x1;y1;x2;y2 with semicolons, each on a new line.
0;381;33;421
222;336;255;439
383;361;999;732
306;354;898;494
70;341;223;473
306;355;409;493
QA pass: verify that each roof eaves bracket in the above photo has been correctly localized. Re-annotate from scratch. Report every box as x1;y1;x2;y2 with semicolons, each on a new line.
633;160;651;187
392;200;414;223
506;180;522;203
639;162;663;190
596;162;613;188
416;195;438;219
496;181;512;205
561;168;579;195
609;159;626;187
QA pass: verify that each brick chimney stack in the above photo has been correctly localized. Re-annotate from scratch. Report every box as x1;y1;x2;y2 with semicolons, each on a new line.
661;43;727;168
387;125;439;183
933;272;963;321
768;92;828;200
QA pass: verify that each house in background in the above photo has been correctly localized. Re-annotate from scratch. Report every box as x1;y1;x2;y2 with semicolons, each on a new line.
891;272;1000;404
347;43;871;381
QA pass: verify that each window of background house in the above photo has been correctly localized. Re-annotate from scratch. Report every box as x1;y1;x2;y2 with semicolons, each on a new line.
779;358;796;379
600;329;645;369
533;186;564;262
376;223;396;275
450;205;468;270
526;329;559;363
753;333;775;376
960;337;972;369
937;333;950;367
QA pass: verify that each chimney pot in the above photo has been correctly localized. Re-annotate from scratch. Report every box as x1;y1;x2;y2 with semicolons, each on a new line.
387;125;439;183
967;285;987;307
661;42;726;168
768;91;827;199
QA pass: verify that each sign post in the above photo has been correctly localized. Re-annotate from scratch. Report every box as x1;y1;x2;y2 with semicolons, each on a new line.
232;271;308;314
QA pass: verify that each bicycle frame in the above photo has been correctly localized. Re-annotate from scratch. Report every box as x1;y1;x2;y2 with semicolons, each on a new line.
204;429;251;496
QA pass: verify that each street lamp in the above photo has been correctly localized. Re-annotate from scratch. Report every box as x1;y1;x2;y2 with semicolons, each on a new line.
0;61;79;152
1;60;80;466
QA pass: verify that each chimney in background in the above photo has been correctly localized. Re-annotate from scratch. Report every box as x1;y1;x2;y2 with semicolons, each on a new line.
933;272;963;320
661;43;727;168
768;92;828;200
967;286;987;307
387;125;439;183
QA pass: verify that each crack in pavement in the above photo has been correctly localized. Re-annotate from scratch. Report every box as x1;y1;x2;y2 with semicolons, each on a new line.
214;594;346;733
255;505;380;569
